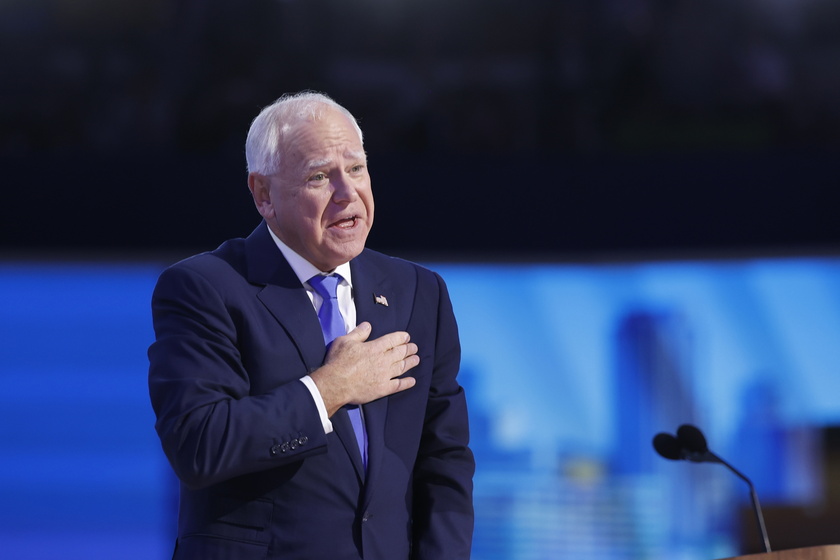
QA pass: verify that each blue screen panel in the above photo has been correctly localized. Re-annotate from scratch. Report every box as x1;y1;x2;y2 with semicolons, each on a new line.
2;257;839;559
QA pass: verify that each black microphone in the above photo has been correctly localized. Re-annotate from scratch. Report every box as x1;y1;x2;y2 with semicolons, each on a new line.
652;432;683;460
676;424;714;460
652;424;772;553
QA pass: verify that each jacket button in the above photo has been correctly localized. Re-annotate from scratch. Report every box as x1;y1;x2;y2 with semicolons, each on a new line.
362;512;371;522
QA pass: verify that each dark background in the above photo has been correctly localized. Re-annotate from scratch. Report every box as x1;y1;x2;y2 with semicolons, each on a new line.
3;0;839;261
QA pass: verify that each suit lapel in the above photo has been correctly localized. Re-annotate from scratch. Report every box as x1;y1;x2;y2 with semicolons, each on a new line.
245;223;326;372
351;254;399;493
351;252;399;351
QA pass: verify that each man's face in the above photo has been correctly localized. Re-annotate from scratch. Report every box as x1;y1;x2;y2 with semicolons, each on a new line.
252;107;374;271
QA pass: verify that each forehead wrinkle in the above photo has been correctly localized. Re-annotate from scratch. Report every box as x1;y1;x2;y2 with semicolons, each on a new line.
345;148;366;162
304;148;366;172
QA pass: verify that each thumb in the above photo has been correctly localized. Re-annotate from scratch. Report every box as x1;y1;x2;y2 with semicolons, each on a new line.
345;321;372;341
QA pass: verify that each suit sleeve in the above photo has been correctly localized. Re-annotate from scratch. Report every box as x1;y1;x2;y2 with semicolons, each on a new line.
148;262;328;490
411;271;475;559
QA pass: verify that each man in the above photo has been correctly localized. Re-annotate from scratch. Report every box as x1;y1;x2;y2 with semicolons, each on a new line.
148;91;475;559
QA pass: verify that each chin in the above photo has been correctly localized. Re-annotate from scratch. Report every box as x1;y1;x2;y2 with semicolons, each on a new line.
313;246;361;270
336;244;367;265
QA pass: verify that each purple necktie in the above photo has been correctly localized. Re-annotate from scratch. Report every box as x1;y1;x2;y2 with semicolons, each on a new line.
309;274;367;470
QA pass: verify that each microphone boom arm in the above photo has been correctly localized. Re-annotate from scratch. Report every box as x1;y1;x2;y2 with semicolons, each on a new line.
709;451;772;554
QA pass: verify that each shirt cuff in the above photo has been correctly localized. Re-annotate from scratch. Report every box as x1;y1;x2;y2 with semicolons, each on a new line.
300;375;333;434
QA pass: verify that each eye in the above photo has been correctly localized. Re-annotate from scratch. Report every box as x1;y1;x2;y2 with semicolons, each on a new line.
308;172;328;183
349;164;366;174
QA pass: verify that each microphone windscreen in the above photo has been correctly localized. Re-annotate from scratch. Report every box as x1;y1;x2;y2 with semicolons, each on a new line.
677;424;708;453
653;432;683;460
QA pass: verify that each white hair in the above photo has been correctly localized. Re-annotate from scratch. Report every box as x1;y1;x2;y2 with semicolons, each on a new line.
245;91;364;175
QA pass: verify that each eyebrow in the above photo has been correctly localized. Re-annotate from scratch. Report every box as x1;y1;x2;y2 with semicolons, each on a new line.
304;150;367;171
305;158;332;171
345;149;366;162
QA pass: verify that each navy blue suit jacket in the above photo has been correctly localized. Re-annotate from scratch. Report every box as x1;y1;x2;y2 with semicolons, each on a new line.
148;223;474;559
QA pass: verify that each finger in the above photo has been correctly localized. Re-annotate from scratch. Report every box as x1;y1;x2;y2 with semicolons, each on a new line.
403;342;418;358
391;376;416;394
396;354;420;376
374;330;411;350
388;341;418;364
345;321;372;341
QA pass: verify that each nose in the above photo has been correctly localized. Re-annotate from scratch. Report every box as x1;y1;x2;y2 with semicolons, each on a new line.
331;172;358;204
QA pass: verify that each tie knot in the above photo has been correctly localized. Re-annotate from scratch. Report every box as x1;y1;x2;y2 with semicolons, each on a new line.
309;274;342;300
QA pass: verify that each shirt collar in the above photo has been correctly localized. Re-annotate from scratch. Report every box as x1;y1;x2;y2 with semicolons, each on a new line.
266;225;353;288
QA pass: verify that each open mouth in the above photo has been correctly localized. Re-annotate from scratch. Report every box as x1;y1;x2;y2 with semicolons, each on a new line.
330;216;358;229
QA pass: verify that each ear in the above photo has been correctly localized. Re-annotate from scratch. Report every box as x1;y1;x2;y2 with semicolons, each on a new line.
248;173;275;219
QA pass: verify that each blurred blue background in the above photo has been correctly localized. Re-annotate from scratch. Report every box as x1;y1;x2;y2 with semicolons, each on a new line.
2;255;839;559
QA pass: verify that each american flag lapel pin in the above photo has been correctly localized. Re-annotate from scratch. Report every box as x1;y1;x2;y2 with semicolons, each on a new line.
374;293;389;307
